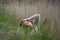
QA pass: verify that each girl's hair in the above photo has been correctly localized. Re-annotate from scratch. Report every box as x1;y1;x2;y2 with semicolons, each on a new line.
20;20;24;26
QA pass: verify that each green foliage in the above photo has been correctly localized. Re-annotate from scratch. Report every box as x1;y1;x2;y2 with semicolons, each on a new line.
0;6;55;40
0;6;19;27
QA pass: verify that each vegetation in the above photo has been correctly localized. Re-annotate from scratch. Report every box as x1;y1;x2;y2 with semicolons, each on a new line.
0;5;55;40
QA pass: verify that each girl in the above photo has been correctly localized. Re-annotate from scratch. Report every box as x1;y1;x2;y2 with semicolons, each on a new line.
20;14;40;33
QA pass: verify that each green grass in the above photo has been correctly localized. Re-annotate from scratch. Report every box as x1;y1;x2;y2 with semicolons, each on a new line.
0;6;55;40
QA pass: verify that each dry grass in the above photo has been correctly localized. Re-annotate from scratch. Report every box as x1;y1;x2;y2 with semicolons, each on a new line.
5;1;48;20
0;6;55;40
1;0;60;39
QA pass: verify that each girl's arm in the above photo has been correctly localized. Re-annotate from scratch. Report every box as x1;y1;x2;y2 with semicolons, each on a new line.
26;14;40;21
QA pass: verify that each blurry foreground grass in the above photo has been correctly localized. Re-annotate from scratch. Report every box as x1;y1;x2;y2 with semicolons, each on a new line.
0;6;55;40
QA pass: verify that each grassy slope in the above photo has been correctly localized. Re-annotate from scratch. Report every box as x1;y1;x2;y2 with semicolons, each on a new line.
0;5;55;40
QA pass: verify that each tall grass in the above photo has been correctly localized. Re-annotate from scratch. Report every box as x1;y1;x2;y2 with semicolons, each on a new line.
0;5;55;40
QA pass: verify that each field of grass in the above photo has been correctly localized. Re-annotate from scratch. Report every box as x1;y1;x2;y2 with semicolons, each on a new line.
0;4;55;40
